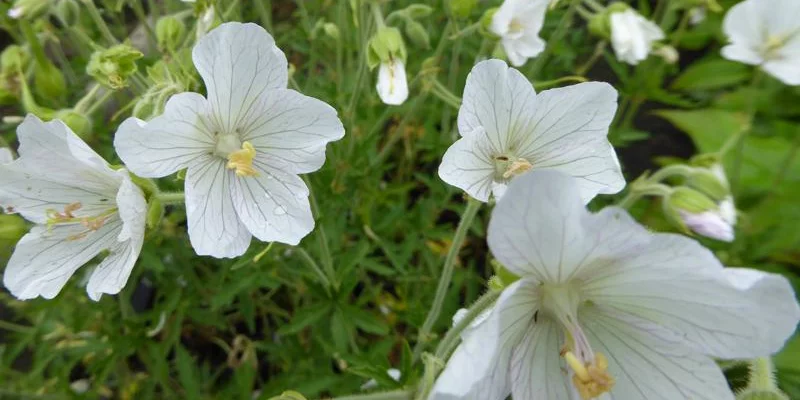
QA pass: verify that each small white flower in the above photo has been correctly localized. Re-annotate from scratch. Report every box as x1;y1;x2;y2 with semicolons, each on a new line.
0;115;147;301
438;60;624;203
376;59;408;105
679;209;735;242
690;7;707;25
114;22;344;258
722;0;800;85
7;7;23;19
0;148;14;164
610;9;665;65
430;170;800;400
490;0;549;66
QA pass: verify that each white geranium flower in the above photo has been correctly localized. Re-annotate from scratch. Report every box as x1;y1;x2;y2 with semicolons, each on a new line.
438;60;624;203
114;22;344;258
610;9;665;65
722;0;800;85
490;0;549;66
376;59;408;105
0;115;146;301
430;170;800;400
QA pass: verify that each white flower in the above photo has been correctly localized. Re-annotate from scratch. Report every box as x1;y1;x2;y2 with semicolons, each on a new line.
438;60;624;203
0;115;147;301
114;22;344;258
376;59;408;105
0;148;14;164
610;9;665;65
430;170;800;400
722;0;800;85
490;0;549;66
690;7;707;25
679;209;735;242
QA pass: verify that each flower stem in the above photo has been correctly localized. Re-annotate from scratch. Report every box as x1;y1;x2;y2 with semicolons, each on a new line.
305;176;338;290
430;80;462;110
529;0;580;78
156;191;185;205
533;75;588;90
412;197;482;361
329;390;413;400
582;0;605;12
74;84;102;114
296;247;332;297
747;357;778;391
81;0;119;46
370;2;386;28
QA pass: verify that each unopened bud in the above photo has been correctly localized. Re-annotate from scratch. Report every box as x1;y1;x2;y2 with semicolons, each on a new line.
268;390;308;400
1;45;29;73
406;4;433;19
664;187;733;241
34;60;66;103
405;20;431;49
156;16;186;52
54;0;80;25
146;198;164;229
322;23;341;41
479;8;500;38
55;109;91;137
654;45;679;64
366;27;407;70
196;6;218;39
87;44;144;90
686;168;729;202
448;0;477;18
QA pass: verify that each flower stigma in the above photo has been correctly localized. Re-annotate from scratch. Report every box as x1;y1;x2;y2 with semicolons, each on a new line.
226;141;259;177
45;203;117;241
495;155;533;180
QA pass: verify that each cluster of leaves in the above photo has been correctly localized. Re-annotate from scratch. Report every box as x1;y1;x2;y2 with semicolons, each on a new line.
0;0;797;399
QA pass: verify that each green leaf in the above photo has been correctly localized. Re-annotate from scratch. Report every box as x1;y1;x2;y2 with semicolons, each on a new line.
277;302;333;335
175;345;202;399
344;305;390;335
672;59;751;91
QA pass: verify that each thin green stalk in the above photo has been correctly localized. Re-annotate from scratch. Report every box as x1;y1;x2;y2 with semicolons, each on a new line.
529;0;580;78
82;0;118;45
74;84;102;113
305;177;337;290
0;319;33;334
582;0;605;12
370;2;386;28
747;357;778;390
296;247;332;296
616;183;673;209
129;0;157;49
156;191;185;205
412;198;482;361
431;80;462;110
86;89;115;115
328;390;413;400
433;290;500;359
575;41;607;76
255;0;274;33
533;75;588;90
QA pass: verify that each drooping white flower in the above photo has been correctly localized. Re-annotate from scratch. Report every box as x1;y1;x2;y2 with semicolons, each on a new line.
0;115;147;301
610;9;665;65
430;170;800;400
679;209;735;242
722;0;800;85
490;0;549;66
114;22;344;258
376;59;408;105
438;60;624;203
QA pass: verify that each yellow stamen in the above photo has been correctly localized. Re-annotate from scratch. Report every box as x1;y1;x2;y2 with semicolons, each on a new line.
564;351;615;400
502;158;533;179
226;141;259;177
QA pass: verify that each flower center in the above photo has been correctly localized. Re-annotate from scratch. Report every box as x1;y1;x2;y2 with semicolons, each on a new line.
494;155;533;181
540;284;615;399
507;19;525;38
761;34;787;60
46;202;117;241
226;142;259;177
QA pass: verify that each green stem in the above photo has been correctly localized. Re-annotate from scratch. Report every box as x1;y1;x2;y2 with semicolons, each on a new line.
74;84;102;113
129;0;157;49
617;183;673;209
82;0;118;45
328;390;413;400
0;319;32;334
747;357;778;391
305;177;337;290
529;0;580;78
370;2;386;28
156;191;185;205
430;80;462;110
533;75;588;90
412;198;482;361
575;41;607;76
296;247;332;296
255;0;274;33
19;20;48;67
582;0;605;12
648;164;695;182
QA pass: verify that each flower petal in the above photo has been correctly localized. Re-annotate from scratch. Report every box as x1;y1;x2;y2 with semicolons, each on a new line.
520;82;624;202
2;220;121;300
457;59;537;149
763;58;800;85
581;307;735;400
114;92;216;178
239;89;345;174
185;158;252;258
429;280;534;400
376;60;409;105
438;130;496;202
487;170;588;282
231;162;313;246
85;174;147;300
192;22;288;134
581;229;800;358
0;147;14;164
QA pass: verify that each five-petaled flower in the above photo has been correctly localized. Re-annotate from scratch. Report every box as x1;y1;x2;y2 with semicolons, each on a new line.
114;22;345;258
609;8;665;65
438;59;624;203
722;0;800;85
429;170;800;400
1;115;147;301
490;0;549;67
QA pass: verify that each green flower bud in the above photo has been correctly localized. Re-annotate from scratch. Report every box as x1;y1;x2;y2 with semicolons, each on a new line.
7;0;49;19
405;20;431;49
488;275;506;291
686;168;729;203
268;391;308;400
589;2;629;38
1;45;29;73
406;4;434;19
448;0;477;18
0;214;27;241
53;0;80;26
133;82;183;120
55;109;91;137
87;44;144;90
322;22;341;41
479;8;500;38
33;60;66;104
736;389;790;400
366;27;407;70
156;16;186;52
146;198;164;229
667;186;718;214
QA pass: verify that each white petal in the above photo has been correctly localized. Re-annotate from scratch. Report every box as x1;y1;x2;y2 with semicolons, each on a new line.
376;60;409;105
679;210;734;242
114;93;216;178
581;307;735;400
502;35;546;67
487;170;589;282
720;44;763;65
581;231;800;358
520;82;624;202
457;60;537;147
0;147;13;164
722;0;764;55
239;89;345;174
429;280;534;400
763;58;800;85
192;22;288;134
438;130;496;202
185;158;252;258
85;174;146;300
2;220;121;300
230;163;313;246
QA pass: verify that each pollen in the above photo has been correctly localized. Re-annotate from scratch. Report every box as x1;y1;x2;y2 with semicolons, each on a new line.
226;141;259;177
502;158;533;179
565;351;614;400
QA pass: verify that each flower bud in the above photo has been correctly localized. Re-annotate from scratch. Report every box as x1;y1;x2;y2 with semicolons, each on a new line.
664;187;733;241
1;45;29;73
0;214;27;241
146;198;164;229
55;109;91;137
366;27;407;70
133;82;183;120
33;60;66;103
86;44;144;90
268;390;308;400
686;167;729;202
53;0;80;26
405;20;431;49
156;16;186;52
479;8;500;38
653;45;679;64
406;4;434;19
7;0;49;19
588;2;630;39
322;22;341;42
448;0;477;18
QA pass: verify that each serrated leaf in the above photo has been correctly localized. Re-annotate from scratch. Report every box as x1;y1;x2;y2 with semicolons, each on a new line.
277;302;333;335
344;305;389;335
672;59;751;91
175;345;201;399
